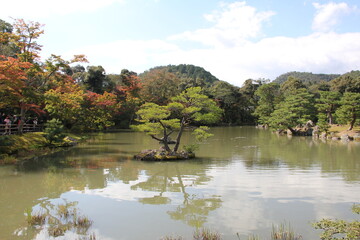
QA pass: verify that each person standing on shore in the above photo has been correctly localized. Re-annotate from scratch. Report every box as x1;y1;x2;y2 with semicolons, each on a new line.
4;116;11;135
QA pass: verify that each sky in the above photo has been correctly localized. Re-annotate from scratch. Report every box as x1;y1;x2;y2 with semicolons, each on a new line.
1;0;360;86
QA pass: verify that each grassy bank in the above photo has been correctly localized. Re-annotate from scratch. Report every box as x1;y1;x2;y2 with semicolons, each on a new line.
329;125;360;137
0;132;86;164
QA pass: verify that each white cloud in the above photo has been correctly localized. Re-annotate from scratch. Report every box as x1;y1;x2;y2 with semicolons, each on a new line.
65;31;360;86
170;1;275;48
63;39;182;74
0;0;125;19
312;2;355;32
181;32;360;85
24;1;360;86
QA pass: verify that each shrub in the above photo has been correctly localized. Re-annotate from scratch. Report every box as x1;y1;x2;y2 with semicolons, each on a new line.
0;135;15;154
183;144;199;153
43;119;65;145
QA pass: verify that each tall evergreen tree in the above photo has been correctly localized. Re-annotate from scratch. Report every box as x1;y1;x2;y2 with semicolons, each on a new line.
253;82;281;126
269;88;315;133
335;92;360;130
316;91;341;125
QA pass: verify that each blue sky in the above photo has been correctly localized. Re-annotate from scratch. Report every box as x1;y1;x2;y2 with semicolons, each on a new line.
1;0;360;86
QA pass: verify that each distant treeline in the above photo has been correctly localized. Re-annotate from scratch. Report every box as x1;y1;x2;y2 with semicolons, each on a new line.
273;71;341;85
254;71;360;133
1;18;359;133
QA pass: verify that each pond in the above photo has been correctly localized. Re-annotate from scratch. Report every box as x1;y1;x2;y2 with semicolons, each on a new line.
0;126;359;240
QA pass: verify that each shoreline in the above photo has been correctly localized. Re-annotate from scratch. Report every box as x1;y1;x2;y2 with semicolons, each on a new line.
0;132;87;165
1;125;360;165
258;124;360;142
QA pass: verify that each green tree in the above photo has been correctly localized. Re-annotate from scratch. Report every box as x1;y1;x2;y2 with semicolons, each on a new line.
0;19;18;57
330;71;360;93
316;91;341;125
335;92;360;130
132;87;222;153
269;88;315;134
240;79;262;105
170;87;223;152
280;76;306;96
208;81;242;124
43;118;65;145
309;81;331;94
44;81;84;129
69;65;86;83
133;102;178;152
317;113;331;134
0;19;13;33
239;79;264;124
84;66;113;93
253;82;281;126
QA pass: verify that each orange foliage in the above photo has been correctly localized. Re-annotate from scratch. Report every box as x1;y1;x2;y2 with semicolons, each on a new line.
85;91;118;109
115;74;142;100
0;55;45;114
0;55;31;99
11;19;44;62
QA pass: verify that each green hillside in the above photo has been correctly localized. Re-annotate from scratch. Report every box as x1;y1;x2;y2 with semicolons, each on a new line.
274;71;340;85
142;64;220;86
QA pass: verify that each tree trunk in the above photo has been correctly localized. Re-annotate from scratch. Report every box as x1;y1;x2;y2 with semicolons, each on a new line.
287;126;296;135
348;114;356;131
19;106;26;134
162;137;171;152
173;118;185;153
328;112;333;125
159;121;171;152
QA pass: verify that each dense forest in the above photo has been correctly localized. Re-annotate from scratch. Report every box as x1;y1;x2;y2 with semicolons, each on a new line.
1;18;360;134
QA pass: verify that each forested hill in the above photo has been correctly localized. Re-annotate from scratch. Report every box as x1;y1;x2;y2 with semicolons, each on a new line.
142;64;220;86
337;70;360;78
273;71;340;84
329;70;360;93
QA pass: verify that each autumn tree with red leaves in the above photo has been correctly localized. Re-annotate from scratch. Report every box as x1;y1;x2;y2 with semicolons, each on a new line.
113;69;142;127
1;19;89;132
82;91;120;130
0;55;45;132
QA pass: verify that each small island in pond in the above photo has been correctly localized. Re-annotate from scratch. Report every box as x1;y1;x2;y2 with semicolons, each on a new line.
132;87;222;161
134;148;195;161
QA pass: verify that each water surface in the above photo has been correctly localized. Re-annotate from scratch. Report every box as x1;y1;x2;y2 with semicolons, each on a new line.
0;127;359;239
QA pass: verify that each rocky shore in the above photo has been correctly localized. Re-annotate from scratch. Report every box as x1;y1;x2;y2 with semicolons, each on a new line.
134;148;195;161
258;121;360;142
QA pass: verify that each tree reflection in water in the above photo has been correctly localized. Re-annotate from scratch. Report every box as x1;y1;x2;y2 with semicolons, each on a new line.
111;161;222;227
